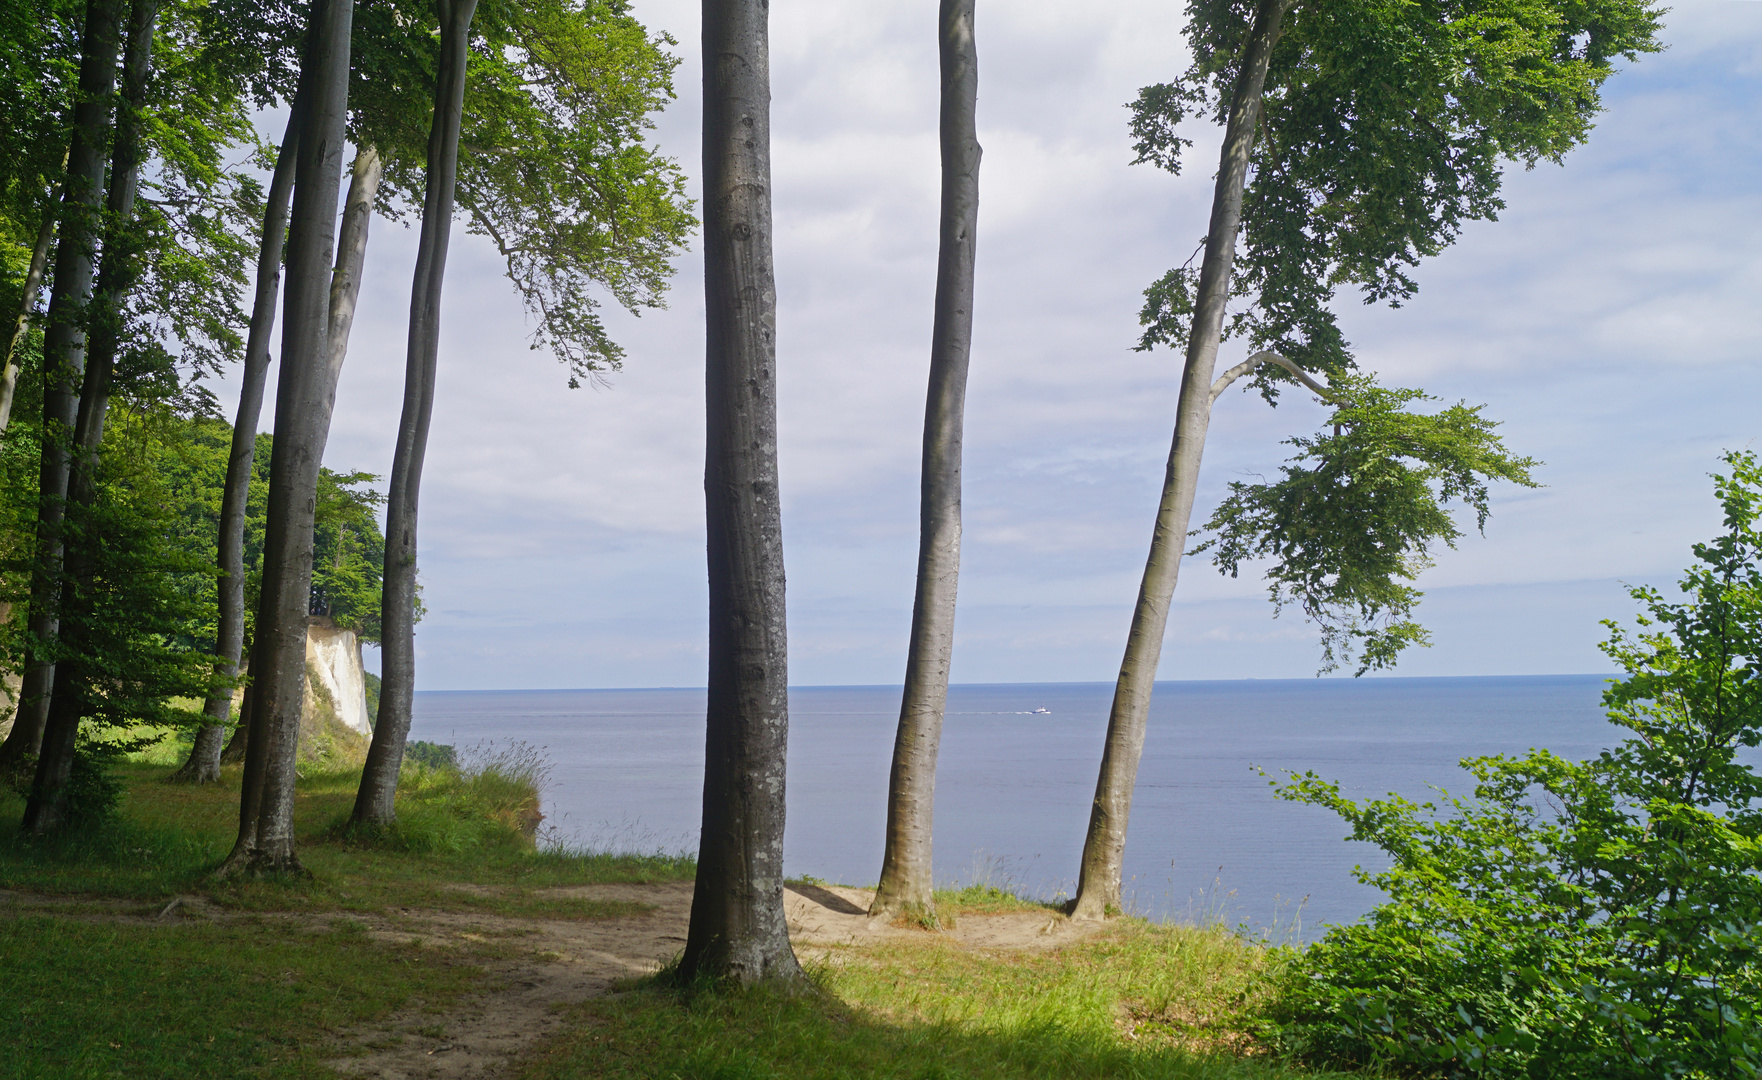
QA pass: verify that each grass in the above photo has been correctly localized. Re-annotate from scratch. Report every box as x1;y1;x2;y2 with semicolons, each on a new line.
0;914;482;1080
519;920;1347;1080
0;742;695;1079
0;747;694;918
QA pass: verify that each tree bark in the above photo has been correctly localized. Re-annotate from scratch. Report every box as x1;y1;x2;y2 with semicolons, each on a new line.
351;0;478;828
170;104;301;786
223;0;360;875
1070;0;1292;921
677;0;803;988
23;0;158;833
0;0;125;776
217;677;252;764
0;202;59;438
869;0;980;924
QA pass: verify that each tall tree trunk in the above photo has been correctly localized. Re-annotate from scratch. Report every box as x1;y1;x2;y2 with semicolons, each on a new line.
0;197;60;438
1069;0;1292;921
869;0;980;925
0;0;125;776
23;0;158;833
170;104;302;785
677;0;803;987
217;673;252;764
352;0;478;828
222;0;360;874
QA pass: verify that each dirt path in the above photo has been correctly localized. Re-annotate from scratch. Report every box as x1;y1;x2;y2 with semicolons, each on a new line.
1;883;1097;1080
328;883;1101;1080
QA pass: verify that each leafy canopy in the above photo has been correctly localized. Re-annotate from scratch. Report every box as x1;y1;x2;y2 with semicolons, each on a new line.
148;424;388;649
349;0;695;383
1272;451;1762;1077
1132;0;1663;387
1192;375;1538;674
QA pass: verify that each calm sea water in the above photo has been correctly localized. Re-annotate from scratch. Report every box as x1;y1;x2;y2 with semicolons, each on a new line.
409;675;1614;938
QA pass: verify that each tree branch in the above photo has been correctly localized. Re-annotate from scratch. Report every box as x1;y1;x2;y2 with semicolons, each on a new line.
1209;348;1333;404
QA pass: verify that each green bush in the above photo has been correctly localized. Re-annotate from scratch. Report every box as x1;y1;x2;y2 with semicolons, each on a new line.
1272;451;1762;1078
404;739;456;770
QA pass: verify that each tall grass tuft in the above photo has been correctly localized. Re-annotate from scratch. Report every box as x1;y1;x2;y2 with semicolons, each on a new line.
336;740;551;855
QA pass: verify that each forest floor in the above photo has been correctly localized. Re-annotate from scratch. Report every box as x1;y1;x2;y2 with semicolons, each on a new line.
0;761;1346;1080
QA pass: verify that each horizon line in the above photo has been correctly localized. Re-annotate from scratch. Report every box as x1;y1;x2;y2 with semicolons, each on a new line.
409;671;1619;694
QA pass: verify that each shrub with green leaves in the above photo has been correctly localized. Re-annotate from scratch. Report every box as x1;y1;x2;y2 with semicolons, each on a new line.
1272;450;1762;1078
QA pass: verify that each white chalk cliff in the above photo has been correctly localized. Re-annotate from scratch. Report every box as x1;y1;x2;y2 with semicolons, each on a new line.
304;617;371;735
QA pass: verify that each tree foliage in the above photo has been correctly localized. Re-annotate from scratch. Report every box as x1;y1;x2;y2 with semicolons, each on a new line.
350;0;694;383
1193;376;1538;673
1272;451;1762;1077
156;424;386;647
1131;0;1663;387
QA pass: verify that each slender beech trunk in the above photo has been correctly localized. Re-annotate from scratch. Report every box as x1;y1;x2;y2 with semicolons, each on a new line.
217;677;251;763
677;0;803;987
222;0;360;874
0;0;125;775
1069;0;1292;921
352;0;478;827
869;0;981;924
227;143;379;871
170;107;302;785
0;200;59;438
23;0;157;833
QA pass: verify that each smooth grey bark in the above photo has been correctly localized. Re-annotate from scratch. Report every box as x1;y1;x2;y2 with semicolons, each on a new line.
677;0;803;987
24;0;158;833
1070;0;1293;920
869;0;980;924
170;106;301;785
0;0;125;775
217;682;251;763
352;0;479;827
0;206;58;438
222;0;360;874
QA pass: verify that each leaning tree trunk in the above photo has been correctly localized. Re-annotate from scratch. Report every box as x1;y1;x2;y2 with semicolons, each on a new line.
869;0;981;925
352;0;479;828
23;0;157;833
223;0;360;875
677;0;803;987
0;193;60;439
170;103;302;785
0;0;125;776
1069;0;1292;921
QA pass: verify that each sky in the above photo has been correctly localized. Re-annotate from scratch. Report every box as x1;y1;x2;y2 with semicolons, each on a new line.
218;0;1762;690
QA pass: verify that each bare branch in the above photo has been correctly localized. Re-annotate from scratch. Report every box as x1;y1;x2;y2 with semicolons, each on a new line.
1209;348;1333;405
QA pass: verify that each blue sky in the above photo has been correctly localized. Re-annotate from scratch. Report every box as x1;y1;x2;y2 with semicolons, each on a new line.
223;0;1762;690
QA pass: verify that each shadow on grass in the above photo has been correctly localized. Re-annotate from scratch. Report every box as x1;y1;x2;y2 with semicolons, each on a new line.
0;913;482;1080
520;971;1348;1080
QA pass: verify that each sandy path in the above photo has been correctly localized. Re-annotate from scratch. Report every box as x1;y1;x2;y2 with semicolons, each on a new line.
330;882;1099;1079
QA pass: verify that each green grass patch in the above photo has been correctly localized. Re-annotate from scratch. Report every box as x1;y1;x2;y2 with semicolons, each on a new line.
0;913;481;1080
521;920;1344;1080
933;881;1062;916
0;751;694;918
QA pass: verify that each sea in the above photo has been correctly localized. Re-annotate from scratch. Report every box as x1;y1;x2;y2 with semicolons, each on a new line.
407;675;1616;941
